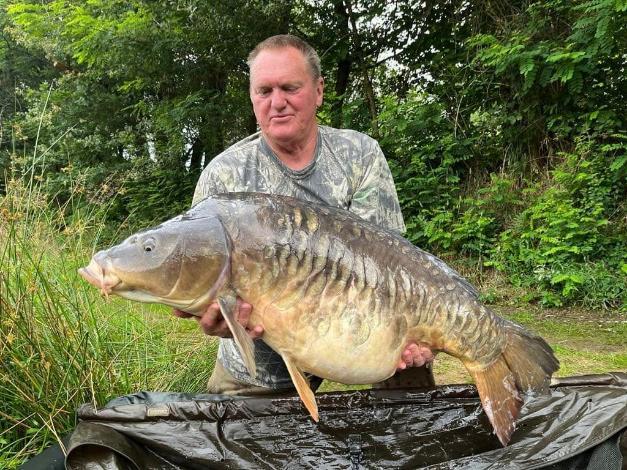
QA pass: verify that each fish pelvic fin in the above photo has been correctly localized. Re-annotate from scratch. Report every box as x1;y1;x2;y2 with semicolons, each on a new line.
217;294;257;379
282;355;319;422
466;322;559;446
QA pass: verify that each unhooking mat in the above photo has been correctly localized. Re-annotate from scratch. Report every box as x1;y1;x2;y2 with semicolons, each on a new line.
59;373;627;469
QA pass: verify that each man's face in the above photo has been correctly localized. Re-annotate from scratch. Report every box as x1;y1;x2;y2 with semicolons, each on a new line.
249;47;323;147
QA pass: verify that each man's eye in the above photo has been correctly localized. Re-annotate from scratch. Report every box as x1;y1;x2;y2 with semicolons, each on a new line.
257;88;271;96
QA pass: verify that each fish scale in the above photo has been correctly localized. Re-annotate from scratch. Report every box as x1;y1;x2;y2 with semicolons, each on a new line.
79;192;559;446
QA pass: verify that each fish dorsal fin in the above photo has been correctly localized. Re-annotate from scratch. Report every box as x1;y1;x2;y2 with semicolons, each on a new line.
282;355;319;422
217;294;257;379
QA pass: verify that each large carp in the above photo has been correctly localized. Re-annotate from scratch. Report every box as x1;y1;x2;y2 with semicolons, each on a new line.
79;192;559;445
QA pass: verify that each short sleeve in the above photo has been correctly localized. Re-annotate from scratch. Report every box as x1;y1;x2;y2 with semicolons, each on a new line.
192;155;241;206
349;140;406;234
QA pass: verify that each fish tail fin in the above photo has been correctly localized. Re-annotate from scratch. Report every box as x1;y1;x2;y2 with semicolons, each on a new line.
465;322;559;446
501;322;559;394
465;356;523;446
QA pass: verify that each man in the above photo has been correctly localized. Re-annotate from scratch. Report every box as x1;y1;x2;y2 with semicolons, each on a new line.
175;34;435;395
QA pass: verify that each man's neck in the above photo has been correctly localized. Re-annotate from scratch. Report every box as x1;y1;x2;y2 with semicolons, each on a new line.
264;126;319;171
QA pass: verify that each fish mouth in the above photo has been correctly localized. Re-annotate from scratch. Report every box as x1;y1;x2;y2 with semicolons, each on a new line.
78;258;198;309
78;258;121;298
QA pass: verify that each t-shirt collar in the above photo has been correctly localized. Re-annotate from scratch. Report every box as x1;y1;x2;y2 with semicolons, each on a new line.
259;130;321;180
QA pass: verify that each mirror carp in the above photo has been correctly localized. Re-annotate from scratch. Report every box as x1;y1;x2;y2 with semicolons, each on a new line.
79;192;559;445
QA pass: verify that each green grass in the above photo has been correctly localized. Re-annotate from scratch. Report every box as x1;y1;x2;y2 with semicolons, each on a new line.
501;307;627;376
0;181;217;467
503;309;627;349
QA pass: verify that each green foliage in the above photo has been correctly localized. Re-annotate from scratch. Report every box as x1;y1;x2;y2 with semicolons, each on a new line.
492;137;626;307
467;0;626;151
377;84;625;308
378;93;470;244
3;0;291;227
373;0;626;308
119;157;197;229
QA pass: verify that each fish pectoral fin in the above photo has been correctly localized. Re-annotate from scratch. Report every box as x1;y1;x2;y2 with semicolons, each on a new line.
282;355;319;422
217;295;257;379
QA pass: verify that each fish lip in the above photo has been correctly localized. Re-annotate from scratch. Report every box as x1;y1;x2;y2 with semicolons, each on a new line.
78;259;121;296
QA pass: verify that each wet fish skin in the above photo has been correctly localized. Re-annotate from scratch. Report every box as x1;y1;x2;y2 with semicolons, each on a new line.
79;192;559;446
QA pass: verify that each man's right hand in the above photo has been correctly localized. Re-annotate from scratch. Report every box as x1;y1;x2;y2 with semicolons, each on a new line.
173;299;264;339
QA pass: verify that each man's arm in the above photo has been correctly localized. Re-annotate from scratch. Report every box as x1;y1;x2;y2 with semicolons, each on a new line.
191;163;229;206
349;138;406;233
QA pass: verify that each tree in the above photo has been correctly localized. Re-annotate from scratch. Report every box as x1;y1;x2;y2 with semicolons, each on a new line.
5;0;293;224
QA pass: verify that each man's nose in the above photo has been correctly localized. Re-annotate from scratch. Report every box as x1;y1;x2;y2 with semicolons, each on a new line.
270;90;287;109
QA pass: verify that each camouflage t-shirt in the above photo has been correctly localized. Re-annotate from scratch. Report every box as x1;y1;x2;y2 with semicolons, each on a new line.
193;125;405;388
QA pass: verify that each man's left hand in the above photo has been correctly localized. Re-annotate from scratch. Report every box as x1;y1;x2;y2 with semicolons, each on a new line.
397;343;436;371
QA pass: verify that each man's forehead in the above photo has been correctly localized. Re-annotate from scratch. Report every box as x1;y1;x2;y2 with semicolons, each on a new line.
249;47;311;82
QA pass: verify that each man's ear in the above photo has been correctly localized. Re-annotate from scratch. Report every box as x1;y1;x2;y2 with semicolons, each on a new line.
316;77;324;107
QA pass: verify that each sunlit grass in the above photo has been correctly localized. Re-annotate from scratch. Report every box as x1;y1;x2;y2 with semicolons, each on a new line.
551;346;627;376
502;309;627;348
0;180;216;467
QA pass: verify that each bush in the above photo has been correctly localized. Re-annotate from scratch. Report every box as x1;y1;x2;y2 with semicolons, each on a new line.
377;91;625;309
490;137;626;308
378;93;473;246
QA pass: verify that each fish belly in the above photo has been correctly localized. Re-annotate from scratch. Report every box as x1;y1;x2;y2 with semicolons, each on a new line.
294;332;402;384
254;297;407;385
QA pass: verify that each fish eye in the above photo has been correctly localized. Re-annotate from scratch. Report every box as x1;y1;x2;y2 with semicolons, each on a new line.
143;238;156;253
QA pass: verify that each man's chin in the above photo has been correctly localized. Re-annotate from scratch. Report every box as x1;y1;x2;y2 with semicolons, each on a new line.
264;127;302;144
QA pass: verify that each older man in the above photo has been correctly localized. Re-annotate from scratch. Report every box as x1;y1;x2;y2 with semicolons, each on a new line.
175;34;435;395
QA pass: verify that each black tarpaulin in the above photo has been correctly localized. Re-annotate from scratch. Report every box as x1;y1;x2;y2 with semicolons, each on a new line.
58;373;627;470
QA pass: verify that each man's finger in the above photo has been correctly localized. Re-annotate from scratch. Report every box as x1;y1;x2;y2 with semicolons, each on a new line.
197;303;232;337
396;342;437;371
203;303;223;326
237;301;253;327
248;324;264;339
414;344;435;364
172;309;193;319
402;349;413;365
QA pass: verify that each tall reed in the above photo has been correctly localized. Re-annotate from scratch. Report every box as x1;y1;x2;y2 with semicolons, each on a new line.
0;179;217;467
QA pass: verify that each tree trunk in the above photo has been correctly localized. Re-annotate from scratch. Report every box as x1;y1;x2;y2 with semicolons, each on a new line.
331;0;352;129
344;0;379;137
361;69;379;138
189;138;204;172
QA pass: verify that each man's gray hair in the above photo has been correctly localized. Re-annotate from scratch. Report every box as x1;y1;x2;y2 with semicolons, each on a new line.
247;34;321;80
